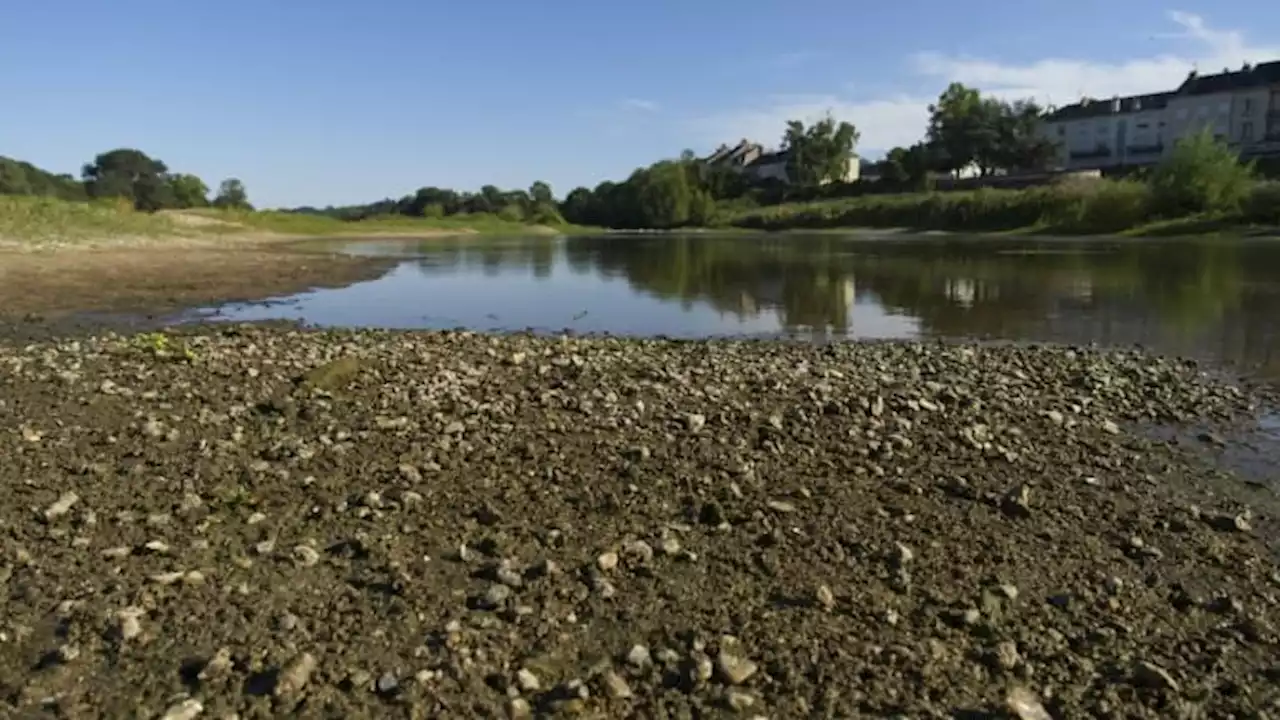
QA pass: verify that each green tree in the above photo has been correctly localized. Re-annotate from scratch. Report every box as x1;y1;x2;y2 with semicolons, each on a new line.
926;83;991;176
212;178;252;210
82;148;174;211
0;157;33;195
168;173;210;208
1148;130;1254;216
633;161;694;228
529;181;554;205
782;115;859;186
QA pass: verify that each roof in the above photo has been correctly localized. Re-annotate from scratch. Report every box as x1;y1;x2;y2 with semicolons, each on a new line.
1043;92;1173;122
1175;61;1280;95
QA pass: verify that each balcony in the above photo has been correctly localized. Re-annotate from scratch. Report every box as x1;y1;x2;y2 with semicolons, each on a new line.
1125;143;1164;155
1069;147;1112;160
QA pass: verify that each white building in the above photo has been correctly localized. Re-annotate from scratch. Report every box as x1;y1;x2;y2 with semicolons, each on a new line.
1042;61;1280;171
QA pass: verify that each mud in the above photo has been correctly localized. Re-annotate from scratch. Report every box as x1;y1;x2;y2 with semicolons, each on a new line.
1;328;1278;718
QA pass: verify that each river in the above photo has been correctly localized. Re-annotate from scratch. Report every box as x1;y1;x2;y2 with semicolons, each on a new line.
197;232;1280;382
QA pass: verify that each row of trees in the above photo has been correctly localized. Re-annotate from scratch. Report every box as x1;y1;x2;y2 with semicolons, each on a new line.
291;181;564;225
876;83;1057;185
0;149;251;212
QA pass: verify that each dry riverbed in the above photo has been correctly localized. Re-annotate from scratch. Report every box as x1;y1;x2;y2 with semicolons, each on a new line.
2;328;1279;718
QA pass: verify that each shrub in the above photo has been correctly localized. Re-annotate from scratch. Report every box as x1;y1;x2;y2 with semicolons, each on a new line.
1243;181;1280;224
1147;131;1254;217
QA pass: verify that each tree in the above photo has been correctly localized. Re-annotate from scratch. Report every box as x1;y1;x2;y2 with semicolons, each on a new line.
82;148;174;211
633;161;695;228
168;174;210;208
212;178;251;210
529;181;554;206
781;115;859;186
926;83;991;176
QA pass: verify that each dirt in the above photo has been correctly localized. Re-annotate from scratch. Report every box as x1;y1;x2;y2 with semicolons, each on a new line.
0;244;393;337
2;328;1278;718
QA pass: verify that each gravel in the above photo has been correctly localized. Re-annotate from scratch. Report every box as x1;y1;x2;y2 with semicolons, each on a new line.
0;326;1278;717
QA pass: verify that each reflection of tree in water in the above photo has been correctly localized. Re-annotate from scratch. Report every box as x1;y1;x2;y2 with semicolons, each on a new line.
564;235;856;333
377;234;1280;377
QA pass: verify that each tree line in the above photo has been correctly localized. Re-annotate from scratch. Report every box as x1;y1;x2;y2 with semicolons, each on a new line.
0;148;251;212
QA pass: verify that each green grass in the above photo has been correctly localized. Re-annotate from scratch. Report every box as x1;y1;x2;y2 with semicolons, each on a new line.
0;195;180;244
0;195;587;248
725;179;1280;237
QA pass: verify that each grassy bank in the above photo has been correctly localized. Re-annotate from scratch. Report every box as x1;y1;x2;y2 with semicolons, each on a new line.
726;179;1280;236
0;195;576;249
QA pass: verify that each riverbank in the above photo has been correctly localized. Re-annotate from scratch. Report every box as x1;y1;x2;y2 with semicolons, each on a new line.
1;328;1277;717
0;196;578;325
0;195;570;252
726;180;1280;237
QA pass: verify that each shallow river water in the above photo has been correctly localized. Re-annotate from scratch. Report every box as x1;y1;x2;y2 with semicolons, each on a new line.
199;232;1280;382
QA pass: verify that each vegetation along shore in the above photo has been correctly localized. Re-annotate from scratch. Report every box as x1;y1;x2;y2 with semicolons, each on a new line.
6;83;1280;243
1;326;1278;717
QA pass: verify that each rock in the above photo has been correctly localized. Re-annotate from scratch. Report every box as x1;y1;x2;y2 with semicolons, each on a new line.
1133;661;1180;692
891;543;914;568
116;607;144;640
626;644;652;669
715;647;759;685
43;492;79;521
995;641;1020;670
507;698;532;719
815;584;836;610
476;583;511;610
1006;686;1052;720
198;647;233;680
160;699;204;720
683;413;707;433
766;499;797;513
596;551;620;572
600;669;632;699
726;690;757;712
622;540;654;565
376;672;400;695
297;357;362;391
398;464;422;483
275;652;318;697
292;545;321;567
1102;420;1120;435
516;668;541;692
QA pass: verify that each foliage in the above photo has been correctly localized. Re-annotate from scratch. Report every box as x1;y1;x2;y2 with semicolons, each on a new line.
782;115;859;186
82;148;176;211
0;195;181;245
926;84;1056;176
168;174;210;209
1147;131;1255;217
212;178;252;210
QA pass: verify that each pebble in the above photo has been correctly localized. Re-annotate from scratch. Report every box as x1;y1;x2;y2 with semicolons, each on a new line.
815;584;836;610
715;648;759;685
601;669;633;699
160;699;204;720
275;652;318;697
43;491;79;521
1006;686;1053;720
1133;661;1180;692
292;545;321;567
684;413;707;433
477;583;511;610
116;607;145;640
376;672;400;694
626;644;652;669
596;551;620;572
515;668;541;692
507;697;532;719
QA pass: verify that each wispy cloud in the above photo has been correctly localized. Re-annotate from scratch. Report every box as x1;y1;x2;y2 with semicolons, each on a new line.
688;11;1280;158
620;98;660;113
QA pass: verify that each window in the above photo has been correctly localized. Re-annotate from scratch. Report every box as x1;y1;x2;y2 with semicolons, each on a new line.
1244;98;1254;114
1136;122;1149;129
1242;122;1254;141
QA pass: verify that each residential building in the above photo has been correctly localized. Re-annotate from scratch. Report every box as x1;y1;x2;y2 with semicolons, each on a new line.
704;140;860;184
1041;60;1280;171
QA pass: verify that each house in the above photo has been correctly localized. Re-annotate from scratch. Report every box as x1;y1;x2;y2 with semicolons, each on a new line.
704;140;860;184
1041;60;1280;171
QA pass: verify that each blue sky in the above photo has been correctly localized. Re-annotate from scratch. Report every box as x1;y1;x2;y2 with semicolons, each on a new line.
3;1;1278;208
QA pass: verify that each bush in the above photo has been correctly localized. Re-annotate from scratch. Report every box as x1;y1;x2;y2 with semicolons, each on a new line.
1243;181;1280;224
1147;131;1255;217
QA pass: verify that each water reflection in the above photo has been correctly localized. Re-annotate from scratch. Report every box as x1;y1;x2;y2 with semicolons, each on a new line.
203;234;1280;379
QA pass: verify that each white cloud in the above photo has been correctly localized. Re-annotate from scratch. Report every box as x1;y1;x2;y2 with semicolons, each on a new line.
689;11;1280;158
620;98;660;113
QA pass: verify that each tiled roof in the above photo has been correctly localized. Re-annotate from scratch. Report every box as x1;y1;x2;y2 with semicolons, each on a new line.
1044;92;1172;122
1175;61;1280;95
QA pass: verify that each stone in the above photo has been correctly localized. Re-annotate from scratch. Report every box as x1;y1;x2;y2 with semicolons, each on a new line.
815;584;836;610
626;644;652;669
275;652;318;697
1133;661;1180;692
516;668;541;692
715;649;759;685
601;670;632;699
159;699;204;720
596;551;619;572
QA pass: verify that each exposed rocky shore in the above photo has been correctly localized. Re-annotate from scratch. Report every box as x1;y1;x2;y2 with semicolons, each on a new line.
1;328;1277;718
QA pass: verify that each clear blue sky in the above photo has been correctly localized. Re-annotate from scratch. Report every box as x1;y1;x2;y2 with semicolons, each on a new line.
3;1;1277;208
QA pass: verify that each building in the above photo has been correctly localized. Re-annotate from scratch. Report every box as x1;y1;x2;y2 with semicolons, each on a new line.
703;140;860;184
1042;60;1280;171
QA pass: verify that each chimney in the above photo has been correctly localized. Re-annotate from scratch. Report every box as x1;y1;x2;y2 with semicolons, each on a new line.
1111;96;1121;113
